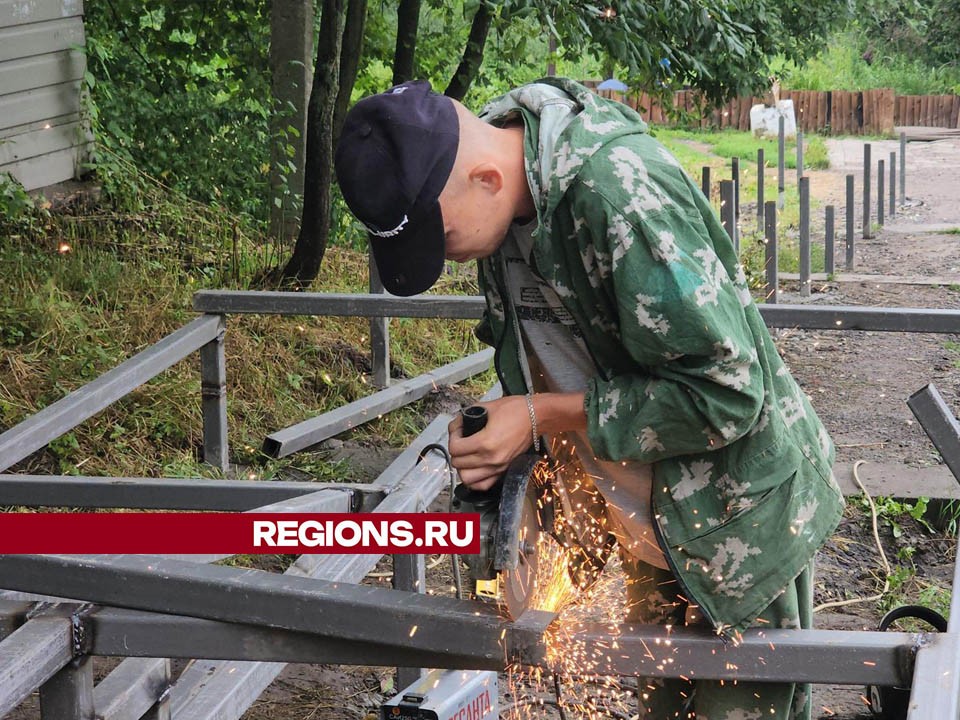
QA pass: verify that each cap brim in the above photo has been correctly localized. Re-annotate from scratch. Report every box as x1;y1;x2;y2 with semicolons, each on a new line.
368;200;446;297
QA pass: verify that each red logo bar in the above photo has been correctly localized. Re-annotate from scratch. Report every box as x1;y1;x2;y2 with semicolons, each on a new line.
0;513;481;554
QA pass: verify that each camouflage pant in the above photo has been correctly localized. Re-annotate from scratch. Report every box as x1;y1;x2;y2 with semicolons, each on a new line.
621;552;813;720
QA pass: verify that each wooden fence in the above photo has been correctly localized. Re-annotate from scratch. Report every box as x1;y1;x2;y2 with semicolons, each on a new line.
585;81;958;135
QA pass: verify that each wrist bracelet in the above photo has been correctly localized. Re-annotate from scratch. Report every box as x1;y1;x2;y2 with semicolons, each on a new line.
525;393;541;453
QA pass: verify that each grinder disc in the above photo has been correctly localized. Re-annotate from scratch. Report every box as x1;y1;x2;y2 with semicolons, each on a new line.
499;483;540;620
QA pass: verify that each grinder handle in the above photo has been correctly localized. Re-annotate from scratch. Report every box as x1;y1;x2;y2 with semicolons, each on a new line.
461;405;488;438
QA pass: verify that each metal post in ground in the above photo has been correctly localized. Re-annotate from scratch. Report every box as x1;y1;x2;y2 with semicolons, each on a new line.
40;657;95;720
200;315;229;472
778;116;785;209
796;131;804;187
863;143;872;239
701;166;711;202
720;180;736;252
732;156;740;216
825;205;835;276
764;201;778;304
878;159;885;227
799;176;811;297
900;131;907;205
394;553;427;688
731;157;740;248
889;151;896;218
370;257;390;388
846;174;856;271
757;148;765;232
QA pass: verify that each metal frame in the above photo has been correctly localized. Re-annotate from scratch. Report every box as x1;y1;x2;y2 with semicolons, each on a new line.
1;292;959;720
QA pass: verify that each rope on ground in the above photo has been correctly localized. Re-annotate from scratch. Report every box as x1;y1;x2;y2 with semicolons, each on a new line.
813;460;892;613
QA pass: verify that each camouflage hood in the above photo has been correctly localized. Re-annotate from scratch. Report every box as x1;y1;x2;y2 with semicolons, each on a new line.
478;77;648;222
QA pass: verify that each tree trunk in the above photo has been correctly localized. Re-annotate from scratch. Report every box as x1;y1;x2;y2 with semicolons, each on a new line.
333;0;367;146
280;0;346;286
392;0;420;85
444;2;492;101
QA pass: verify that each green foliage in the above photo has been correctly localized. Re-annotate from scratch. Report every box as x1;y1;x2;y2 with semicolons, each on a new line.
0;168;489;478
780;34;960;95
853;495;935;538
781;9;960;95
82;1;274;221
0;173;36;223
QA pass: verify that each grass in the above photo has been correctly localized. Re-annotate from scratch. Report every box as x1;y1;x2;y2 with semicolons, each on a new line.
780;30;960;96
654;127;831;288
0;170;492;483
0;123;840;481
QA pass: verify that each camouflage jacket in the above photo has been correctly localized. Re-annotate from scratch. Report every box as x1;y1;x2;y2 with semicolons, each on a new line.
475;78;844;635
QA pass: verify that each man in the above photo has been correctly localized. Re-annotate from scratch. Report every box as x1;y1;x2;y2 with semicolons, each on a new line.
335;78;844;719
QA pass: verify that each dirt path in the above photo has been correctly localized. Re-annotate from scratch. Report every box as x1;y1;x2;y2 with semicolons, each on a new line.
783;135;960;719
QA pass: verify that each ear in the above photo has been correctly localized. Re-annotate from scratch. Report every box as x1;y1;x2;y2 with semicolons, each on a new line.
468;162;504;195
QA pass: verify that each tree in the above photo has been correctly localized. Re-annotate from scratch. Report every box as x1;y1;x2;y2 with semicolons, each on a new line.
279;0;347;285
279;0;853;285
444;2;493;100
392;0;421;85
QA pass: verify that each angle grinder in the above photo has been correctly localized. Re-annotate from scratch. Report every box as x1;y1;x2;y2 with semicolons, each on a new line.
451;405;548;619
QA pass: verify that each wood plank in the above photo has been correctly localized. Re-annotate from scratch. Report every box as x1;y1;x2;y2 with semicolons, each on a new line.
953;96;960;128
0;50;85;96
0;82;81;131
883;89;895;135
0;145;85;191
833;462;960;500
0;117;84;164
0;0;83;28
0;17;84;63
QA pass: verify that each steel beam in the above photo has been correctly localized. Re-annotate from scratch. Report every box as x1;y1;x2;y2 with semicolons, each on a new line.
0;474;381;511
0;599;925;688
263;349;494;458
199;315;229;472
759;305;960;333
508;621;919;686
93;658;172;720
908;384;960;486
167;427;465;720
906;631;960;720
192;292;960;335
0;616;74;717
0;315;222;473
39;655;94;720
85;606;497;669
0;554;512;660
193;290;487;319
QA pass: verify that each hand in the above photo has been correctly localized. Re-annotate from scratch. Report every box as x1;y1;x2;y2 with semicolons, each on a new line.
447;395;537;491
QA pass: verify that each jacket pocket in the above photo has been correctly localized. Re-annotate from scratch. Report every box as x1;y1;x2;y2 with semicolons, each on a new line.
654;432;805;547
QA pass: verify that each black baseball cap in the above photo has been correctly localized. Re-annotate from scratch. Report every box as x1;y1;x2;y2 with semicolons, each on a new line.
335;81;459;296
